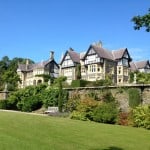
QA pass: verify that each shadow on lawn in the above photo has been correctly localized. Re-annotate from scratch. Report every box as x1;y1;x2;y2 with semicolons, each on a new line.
90;146;124;150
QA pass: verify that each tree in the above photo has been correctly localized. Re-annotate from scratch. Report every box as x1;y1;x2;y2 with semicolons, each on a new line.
132;9;150;32
0;56;34;90
55;76;67;112
75;64;81;80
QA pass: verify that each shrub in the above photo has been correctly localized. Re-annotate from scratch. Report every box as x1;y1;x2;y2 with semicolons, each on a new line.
71;80;87;87
69;96;98;121
128;88;141;108
70;111;87;121
0;100;8;109
132;105;150;130
43;88;59;108
88;91;99;101
117;112;129;126
7;84;47;111
101;90;115;103
17;95;42;112
93;102;119;124
65;92;80;112
76;98;98;121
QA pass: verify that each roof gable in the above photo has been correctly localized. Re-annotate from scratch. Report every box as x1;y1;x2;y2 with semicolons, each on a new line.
18;59;59;72
135;60;150;69
60;48;80;65
83;45;114;61
130;60;150;71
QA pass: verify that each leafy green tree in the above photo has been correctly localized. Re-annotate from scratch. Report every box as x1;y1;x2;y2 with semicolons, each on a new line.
0;56;34;90
132;9;150;32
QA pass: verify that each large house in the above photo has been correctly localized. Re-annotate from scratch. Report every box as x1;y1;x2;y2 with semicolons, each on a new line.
130;60;150;73
59;48;80;84
17;51;59;88
59;43;132;85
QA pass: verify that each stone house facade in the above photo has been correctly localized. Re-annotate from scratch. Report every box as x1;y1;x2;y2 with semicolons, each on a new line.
17;51;59;88
59;43;132;85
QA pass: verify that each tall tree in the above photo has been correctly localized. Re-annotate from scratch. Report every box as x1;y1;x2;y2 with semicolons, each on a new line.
132;9;150;32
75;64;81;80
0;56;34;91
55;76;67;112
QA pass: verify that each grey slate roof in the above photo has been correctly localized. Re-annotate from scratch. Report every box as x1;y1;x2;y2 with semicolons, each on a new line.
18;59;54;72
82;45;130;61
130;60;150;71
92;45;114;60
135;60;149;69
112;49;126;60
130;62;137;71
68;49;80;63
60;48;80;65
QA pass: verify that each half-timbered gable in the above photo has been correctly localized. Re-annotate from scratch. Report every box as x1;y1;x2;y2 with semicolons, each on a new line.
81;44;116;82
113;48;131;67
112;48;132;84
59;43;132;85
59;48;80;84
61;53;74;68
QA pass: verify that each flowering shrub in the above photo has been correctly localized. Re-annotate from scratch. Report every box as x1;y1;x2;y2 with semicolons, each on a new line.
132;105;150;130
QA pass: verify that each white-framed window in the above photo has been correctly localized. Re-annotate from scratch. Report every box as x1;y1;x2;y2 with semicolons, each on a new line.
89;64;96;72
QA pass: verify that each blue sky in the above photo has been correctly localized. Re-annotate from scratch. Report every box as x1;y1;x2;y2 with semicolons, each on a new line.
0;0;149;63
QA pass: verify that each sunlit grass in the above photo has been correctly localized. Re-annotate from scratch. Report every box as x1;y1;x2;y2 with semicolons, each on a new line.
0;111;150;150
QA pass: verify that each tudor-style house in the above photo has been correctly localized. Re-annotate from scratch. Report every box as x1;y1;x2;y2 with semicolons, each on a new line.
60;42;132;85
112;48;132;84
59;48;80;84
130;60;150;73
17;51;59;88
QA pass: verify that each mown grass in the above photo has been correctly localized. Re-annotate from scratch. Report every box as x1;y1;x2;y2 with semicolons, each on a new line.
0;111;150;150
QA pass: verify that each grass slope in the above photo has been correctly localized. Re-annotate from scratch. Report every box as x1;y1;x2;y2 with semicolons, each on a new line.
0;111;150;150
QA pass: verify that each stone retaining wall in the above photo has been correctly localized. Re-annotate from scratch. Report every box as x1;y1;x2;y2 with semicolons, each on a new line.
65;84;150;111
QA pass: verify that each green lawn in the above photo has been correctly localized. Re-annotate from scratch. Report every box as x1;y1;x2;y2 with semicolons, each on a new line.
0;111;150;150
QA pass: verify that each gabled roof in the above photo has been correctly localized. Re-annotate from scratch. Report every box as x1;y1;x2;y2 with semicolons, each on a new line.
93;45;114;60
18;59;58;72
130;62;137;71
130;60;150;71
83;45;114;61
135;60;149;69
60;48;80;65
68;48;80;63
112;49;127;60
82;45;132;62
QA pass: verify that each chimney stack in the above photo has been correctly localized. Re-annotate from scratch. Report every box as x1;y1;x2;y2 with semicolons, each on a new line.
26;59;29;70
92;41;103;48
50;51;54;60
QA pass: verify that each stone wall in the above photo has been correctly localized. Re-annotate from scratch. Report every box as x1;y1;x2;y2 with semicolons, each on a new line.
65;84;150;111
